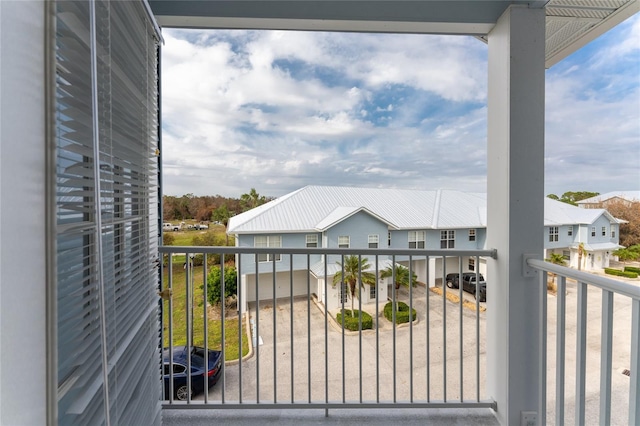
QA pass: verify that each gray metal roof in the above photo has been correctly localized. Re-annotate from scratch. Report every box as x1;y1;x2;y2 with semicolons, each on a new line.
149;0;639;68
227;186;619;234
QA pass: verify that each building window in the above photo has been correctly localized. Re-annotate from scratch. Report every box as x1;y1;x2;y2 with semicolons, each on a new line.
369;284;376;299
469;258;475;271
440;230;455;249
306;234;318;247
338;284;349;304
602;226;606;237
469;229;476;241
338;236;350;248
562;250;570;260
388;232;391;247
568;226;573;236
408;231;425;249
611;226;616;238
591;227;596;237
549;226;558;242
254;235;282;262
368;234;379;249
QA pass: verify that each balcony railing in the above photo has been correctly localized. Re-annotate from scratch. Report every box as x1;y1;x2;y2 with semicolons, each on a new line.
157;245;639;424
527;259;640;426
158;246;497;413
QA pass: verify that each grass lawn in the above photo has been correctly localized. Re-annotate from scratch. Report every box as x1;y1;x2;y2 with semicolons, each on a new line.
162;262;250;361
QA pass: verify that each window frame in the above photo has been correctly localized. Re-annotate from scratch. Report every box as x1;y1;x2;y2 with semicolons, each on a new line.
601;226;606;237
468;229;476;242
254;235;282;262
338;235;350;248
305;234;318;248
408;231;425;249
568;226;573;236
591;226;596;237
549;226;559;242
368;234;379;249
440;230;455;249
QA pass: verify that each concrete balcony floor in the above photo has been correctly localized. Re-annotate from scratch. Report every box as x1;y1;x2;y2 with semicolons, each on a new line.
162;407;500;425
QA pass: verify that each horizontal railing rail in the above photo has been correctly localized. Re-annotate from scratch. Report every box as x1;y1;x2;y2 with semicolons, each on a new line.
527;259;640;426
159;245;497;413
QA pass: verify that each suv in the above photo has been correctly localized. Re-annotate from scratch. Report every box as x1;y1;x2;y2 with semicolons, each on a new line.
445;272;487;302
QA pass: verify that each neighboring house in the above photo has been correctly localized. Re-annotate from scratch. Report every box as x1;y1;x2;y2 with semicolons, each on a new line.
577;191;640;209
543;198;624;270
228;186;624;311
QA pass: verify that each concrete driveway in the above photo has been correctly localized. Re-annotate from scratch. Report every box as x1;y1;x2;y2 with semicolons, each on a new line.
183;278;636;426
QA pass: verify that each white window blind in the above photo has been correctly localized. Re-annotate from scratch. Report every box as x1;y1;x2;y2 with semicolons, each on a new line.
55;1;161;424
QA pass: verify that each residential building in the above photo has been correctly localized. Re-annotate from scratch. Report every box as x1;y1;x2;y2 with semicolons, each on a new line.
577;190;640;209
228;186;624;310
2;1;638;426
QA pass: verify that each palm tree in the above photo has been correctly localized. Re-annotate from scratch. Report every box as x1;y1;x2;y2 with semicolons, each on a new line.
545;252;567;292
332;255;376;317
380;264;417;290
578;242;585;271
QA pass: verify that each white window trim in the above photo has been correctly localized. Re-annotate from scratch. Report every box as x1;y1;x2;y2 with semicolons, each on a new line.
408;231;425;249
368;234;379;248
255;235;282;262
338;235;350;248
469;229;476;241
440;230;455;249
549;226;558;242
306;234;318;247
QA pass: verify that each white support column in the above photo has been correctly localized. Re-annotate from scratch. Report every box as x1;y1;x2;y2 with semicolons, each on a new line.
486;5;545;426
0;1;48;425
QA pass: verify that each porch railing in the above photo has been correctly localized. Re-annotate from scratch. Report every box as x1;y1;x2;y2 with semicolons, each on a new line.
158;246;497;412
527;259;640;426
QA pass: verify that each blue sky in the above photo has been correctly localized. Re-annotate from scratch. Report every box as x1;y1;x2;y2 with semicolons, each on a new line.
161;14;639;199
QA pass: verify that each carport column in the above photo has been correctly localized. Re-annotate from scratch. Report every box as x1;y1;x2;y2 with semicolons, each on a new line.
486;5;545;426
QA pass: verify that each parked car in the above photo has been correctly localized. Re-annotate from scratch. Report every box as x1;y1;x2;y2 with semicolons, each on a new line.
163;223;173;231
163;346;222;401
445;272;487;302
194;223;208;230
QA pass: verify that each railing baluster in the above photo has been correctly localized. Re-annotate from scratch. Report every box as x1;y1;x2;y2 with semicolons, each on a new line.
392;254;397;403
426;257;431;402
409;256;414;403
255;254;260;404
540;271;547;426
358;255;363;404
186;252;192;403
442;257;447;402
324;260;328;417
475;255;480;402
272;256;277;403
203;254;208;404
556;276;566;426
307;254;311;404
599;288;613;426
290;254;294;404
168;258;174;403
238;254;243;404
375;255;380;403
630;298;640;426
575;281;588;426
220;252;225;404
459;258;463;402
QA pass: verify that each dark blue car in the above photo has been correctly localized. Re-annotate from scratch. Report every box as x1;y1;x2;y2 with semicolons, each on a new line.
163;346;222;401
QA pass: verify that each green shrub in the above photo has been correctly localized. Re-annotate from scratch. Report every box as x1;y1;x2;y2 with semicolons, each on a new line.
384;301;417;324
624;266;640;274
604;268;638;278
206;265;238;305
335;310;373;331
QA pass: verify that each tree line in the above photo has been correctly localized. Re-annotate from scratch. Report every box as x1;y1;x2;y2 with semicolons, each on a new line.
163;188;272;225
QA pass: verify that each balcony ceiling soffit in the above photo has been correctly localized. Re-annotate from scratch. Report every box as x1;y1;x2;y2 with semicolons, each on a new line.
149;0;639;67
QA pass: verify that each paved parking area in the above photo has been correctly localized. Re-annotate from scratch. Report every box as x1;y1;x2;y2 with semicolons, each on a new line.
165;277;637;425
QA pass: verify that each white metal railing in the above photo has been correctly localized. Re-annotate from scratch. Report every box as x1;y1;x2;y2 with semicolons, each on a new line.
527;259;640;426
158;246;497;412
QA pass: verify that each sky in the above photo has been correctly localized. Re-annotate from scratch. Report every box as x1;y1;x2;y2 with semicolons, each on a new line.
161;14;640;199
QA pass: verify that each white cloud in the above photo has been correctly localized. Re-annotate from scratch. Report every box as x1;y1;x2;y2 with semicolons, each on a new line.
161;25;638;199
